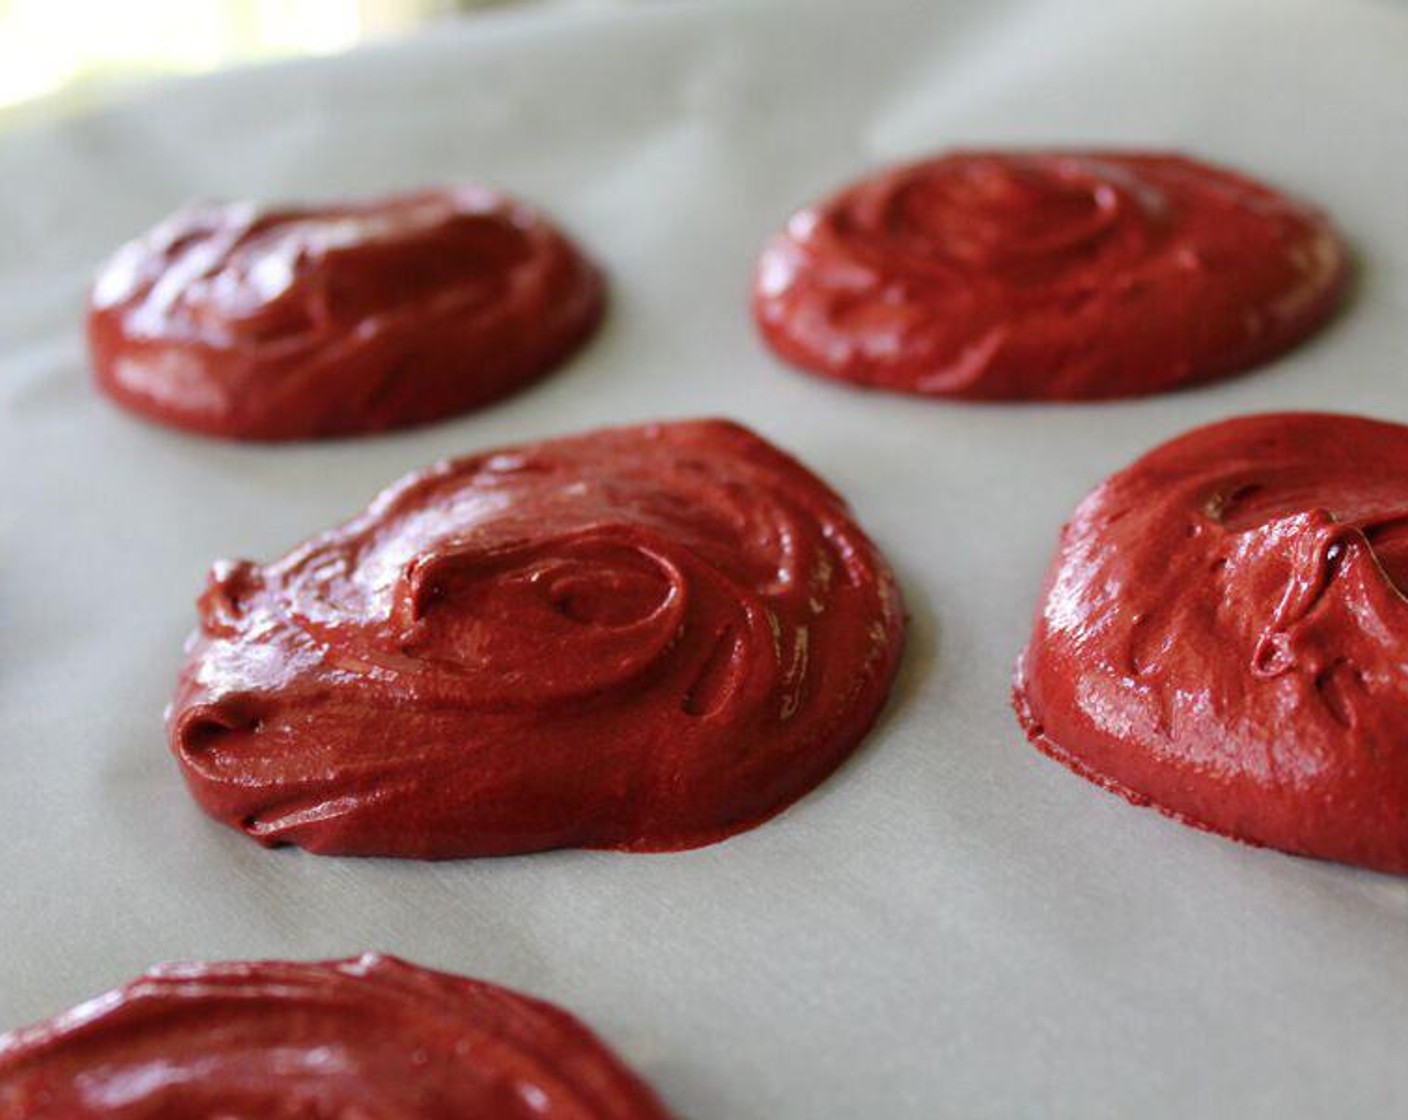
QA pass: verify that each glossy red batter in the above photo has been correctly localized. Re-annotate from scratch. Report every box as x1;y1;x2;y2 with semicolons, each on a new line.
0;954;672;1118
169;418;905;858
1015;413;1408;873
754;151;1346;400
88;187;604;440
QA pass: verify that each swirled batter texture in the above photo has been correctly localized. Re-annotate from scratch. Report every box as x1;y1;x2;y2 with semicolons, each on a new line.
754;151;1346;400
169;419;905;858
88;187;604;440
0;954;672;1119
1015;413;1408;873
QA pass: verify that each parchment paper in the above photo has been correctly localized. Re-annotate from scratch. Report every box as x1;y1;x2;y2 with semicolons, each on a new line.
2;1;1408;1115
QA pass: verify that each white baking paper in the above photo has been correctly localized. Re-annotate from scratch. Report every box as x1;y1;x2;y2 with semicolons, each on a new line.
2;0;1408;1115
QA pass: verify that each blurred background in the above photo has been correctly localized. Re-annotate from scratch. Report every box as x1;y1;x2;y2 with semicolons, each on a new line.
5;0;1401;132
0;0;606;129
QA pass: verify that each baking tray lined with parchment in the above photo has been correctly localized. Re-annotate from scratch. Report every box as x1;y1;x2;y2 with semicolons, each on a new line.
1;0;1407;1115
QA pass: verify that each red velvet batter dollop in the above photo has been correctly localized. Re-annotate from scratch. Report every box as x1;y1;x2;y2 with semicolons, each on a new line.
754;151;1346;400
0;954;672;1118
1015;413;1408;873
88;187;604;440
169;419;904;858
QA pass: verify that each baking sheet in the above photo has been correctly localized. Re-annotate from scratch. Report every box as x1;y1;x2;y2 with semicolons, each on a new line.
3;0;1408;1115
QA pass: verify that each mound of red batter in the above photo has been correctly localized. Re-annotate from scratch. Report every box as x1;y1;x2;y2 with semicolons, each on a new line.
89;187;604;439
0;954;672;1118
169;418;905;858
754;151;1345;400
1016;413;1408;873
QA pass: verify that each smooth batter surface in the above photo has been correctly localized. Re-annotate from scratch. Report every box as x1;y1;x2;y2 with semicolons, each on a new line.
169;418;905;858
88;187;604;439
1015;413;1408;873
0;954;672;1118
753;151;1346;400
